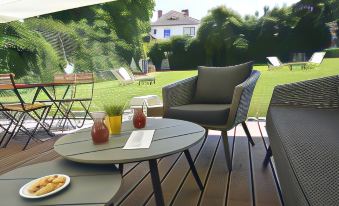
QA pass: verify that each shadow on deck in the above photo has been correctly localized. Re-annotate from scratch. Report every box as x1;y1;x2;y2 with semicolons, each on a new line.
0;121;282;206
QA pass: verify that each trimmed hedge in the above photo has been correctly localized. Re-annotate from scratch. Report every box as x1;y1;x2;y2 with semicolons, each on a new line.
324;48;339;58
148;36;206;70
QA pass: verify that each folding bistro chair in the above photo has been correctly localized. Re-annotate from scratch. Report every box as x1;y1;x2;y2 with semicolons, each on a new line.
62;72;94;128
0;73;52;150
47;73;94;130
46;73;77;130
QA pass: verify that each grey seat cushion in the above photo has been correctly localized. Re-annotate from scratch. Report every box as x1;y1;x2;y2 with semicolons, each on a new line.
267;106;339;206
193;61;253;104
166;104;230;126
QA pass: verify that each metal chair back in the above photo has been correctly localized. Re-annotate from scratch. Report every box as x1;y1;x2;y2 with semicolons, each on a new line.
0;73;15;90
74;72;94;99
54;73;76;83
0;73;26;111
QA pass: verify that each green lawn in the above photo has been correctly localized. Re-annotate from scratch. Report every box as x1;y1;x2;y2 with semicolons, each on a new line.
249;58;339;116
89;70;197;111
12;58;338;117
88;58;339;117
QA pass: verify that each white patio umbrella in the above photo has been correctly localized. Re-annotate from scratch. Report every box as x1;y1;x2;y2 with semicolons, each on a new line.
0;0;116;23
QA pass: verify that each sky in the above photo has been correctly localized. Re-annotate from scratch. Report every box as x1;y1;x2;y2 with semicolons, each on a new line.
152;0;300;21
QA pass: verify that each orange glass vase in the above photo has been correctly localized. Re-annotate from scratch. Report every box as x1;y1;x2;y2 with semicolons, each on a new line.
91;112;109;144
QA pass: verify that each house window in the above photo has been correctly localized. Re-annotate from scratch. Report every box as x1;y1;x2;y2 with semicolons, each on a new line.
183;27;195;36
153;29;157;35
164;29;171;38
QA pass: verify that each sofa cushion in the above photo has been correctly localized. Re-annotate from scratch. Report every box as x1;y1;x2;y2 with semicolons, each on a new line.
193;61;253;104
267;106;339;206
166;104;230;126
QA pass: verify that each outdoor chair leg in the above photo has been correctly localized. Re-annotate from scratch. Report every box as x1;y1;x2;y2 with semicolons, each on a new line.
22;130;35;150
241;122;255;146
263;146;273;167
221;131;232;171
31;108;48;135
3;112;26;148
30;108;54;136
76;100;93;128
61;101;75;131
0;118;14;146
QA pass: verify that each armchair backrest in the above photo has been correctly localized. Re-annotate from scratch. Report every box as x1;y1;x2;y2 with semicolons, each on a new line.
226;70;261;129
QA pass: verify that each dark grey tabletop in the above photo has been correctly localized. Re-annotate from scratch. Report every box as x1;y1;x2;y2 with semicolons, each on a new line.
54;118;205;164
0;158;121;206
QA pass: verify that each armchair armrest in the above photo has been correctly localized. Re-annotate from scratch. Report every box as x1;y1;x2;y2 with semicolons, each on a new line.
270;75;339;109
227;70;261;129
162;76;197;116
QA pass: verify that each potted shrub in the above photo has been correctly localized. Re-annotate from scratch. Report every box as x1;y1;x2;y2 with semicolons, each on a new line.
104;103;125;135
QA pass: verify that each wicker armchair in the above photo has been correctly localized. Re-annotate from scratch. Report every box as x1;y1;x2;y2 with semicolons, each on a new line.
163;70;261;171
266;75;339;206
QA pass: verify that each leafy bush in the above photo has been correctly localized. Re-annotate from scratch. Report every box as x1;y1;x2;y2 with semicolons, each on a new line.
324;48;339;58
148;36;206;70
148;40;171;70
149;4;333;68
0;21;62;82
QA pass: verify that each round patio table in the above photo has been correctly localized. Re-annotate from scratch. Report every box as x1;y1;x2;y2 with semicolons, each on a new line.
0;158;121;206
54;118;206;206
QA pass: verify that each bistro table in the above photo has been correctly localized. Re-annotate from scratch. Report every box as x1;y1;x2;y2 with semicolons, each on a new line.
0;158;122;206
54;118;206;206
14;82;78;129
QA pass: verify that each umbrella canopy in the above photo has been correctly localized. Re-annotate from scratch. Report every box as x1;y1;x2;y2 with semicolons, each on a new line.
0;0;116;23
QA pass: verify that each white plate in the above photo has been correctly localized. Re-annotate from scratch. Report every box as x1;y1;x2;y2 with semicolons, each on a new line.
19;174;70;199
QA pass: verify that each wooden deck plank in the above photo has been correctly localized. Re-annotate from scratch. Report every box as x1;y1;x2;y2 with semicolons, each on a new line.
0;120;284;206
112;161;151;204
172;135;220;206
248;121;281;206
0;139;56;174
250;137;281;206
121;162;140;177
0;143;23;158
119;153;181;206
20;149;60;167
226;135;252;206
199;134;233;206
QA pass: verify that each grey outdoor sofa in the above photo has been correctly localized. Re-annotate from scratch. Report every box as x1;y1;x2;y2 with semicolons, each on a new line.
162;62;260;171
266;75;339;206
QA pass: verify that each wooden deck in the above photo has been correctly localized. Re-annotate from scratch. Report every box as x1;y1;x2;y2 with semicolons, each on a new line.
0;120;282;206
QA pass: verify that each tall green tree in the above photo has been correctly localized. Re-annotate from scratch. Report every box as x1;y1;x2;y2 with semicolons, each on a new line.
197;6;248;66
0;21;62;81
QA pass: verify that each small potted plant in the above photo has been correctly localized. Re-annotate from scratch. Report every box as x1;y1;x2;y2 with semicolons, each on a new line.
104;103;125;135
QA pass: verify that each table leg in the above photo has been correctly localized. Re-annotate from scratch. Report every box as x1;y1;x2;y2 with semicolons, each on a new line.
118;163;124;175
184;150;204;191
149;159;165;206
